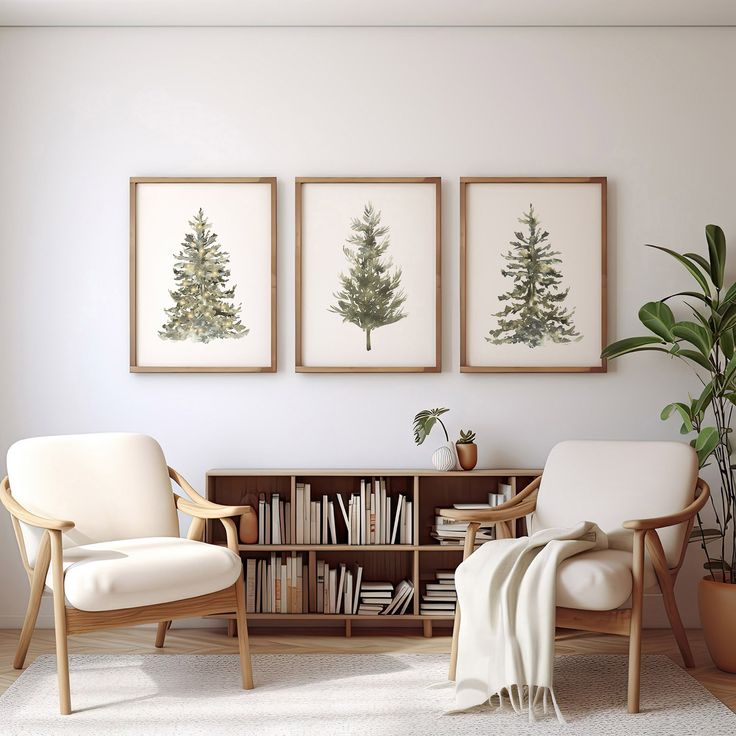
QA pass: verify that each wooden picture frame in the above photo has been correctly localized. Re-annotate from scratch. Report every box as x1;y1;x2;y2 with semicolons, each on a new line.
295;177;442;373
460;177;607;373
130;177;277;373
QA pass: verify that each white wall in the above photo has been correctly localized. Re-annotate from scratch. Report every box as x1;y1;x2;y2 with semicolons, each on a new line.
0;27;734;628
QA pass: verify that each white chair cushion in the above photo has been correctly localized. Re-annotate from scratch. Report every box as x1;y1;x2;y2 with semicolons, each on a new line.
7;433;180;566
46;537;241;612
533;441;698;568
556;549;658;611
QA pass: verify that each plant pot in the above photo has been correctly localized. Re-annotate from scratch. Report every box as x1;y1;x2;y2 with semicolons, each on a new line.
456;443;478;471
239;508;258;544
432;442;456;471
698;575;736;672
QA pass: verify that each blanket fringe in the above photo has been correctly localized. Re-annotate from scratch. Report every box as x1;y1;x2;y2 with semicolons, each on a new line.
487;685;566;724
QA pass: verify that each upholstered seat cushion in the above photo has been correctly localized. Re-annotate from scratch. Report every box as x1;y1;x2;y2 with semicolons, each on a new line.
556;548;657;611
46;537;242;612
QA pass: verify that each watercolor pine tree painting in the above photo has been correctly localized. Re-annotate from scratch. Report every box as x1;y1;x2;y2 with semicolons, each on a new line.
329;202;407;351
487;203;581;347
160;208;249;344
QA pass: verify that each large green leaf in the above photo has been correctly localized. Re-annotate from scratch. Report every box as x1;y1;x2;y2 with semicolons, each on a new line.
721;282;736;308
673;348;713;372
601;336;666;360
662;290;712;307
661;402;693;433
719;302;736;333
671;321;713;357
412;407;449;446
684;251;712;274
638;301;675;341
724;356;736;385
693;381;714;416
706;224;726;290
646;244;711;296
721;328;735;360
695;426;720;467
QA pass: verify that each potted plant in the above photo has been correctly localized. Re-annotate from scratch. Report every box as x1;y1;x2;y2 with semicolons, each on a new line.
413;407;456;471
456;429;478;471
602;224;736;671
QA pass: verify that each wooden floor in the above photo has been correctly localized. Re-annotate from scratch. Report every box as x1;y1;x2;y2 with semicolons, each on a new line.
1;626;735;712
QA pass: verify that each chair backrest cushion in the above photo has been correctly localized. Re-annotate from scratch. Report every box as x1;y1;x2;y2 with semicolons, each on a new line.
7;433;180;565
532;440;698;567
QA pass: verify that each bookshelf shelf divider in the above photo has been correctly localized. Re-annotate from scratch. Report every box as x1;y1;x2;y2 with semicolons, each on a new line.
205;467;540;637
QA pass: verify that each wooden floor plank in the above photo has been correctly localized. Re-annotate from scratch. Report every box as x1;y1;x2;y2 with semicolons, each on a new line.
0;627;733;712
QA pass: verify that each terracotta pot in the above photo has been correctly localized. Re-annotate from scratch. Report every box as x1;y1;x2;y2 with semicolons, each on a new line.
698;575;736;672
239;508;258;544
456;443;478;471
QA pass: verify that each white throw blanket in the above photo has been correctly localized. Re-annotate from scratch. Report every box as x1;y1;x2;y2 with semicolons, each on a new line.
451;521;608;722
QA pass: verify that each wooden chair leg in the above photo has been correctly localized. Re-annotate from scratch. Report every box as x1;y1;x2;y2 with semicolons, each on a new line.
14;533;51;669
234;574;254;690
448;522;479;681
155;621;171;648
49;531;71;715
627;530;645;714
645;530;694;668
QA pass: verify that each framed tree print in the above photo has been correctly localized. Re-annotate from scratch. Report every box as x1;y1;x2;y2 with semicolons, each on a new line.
296;177;441;372
460;177;607;373
130;177;276;372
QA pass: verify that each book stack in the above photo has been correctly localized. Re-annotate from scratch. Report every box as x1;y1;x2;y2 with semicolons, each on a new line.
420;570;457;616
246;553;307;613
357;579;414;615
257;493;291;544
430;507;495;546
334;479;412;546
294;483;339;544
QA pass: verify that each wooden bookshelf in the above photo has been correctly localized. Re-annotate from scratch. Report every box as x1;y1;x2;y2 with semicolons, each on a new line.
205;468;540;637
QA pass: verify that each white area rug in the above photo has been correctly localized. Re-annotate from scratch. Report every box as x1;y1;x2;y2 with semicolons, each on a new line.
0;653;733;735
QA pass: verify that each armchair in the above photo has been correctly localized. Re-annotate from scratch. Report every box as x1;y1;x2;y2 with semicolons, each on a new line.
440;440;710;714
1;432;255;715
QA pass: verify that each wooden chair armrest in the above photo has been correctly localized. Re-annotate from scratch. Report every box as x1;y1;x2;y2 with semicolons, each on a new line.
623;477;710;531
168;466;254;513
175;496;252;520
437;475;541;523
0;476;75;531
439;497;538;523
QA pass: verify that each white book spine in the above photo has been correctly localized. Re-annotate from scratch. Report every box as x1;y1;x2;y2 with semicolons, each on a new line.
295;484;303;545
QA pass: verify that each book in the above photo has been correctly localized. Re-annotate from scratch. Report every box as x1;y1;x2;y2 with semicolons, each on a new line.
391;495;404;544
453;502;492;510
322;495;329;544
382;580;414;615
380;478;387;544
374;478;381;544
295;483;304;545
316;560;325;613
284;501;291;544
369;490;376;544
359;480;366;544
303;483;311;544
272;493;280;544
399;497;406;544
405;501;412;544
344;570;353;614
246;558;256;613
352;565;363;614
258;494;266;544
255;559;262;613
335;563;346;614
328;567;337;613
336;493;349;536
398;585;414;614
328;502;338;544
